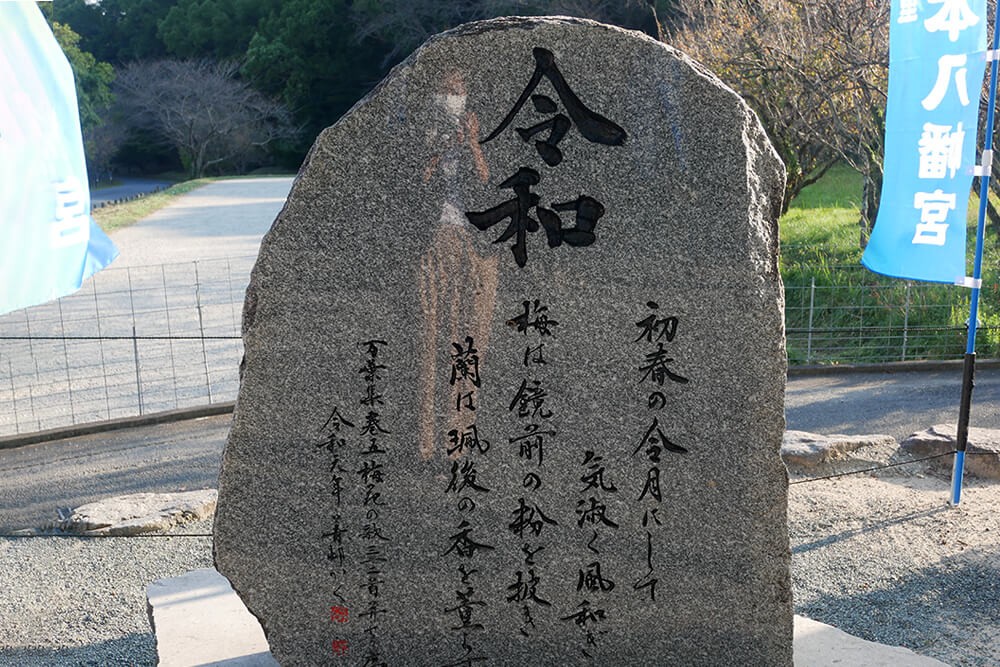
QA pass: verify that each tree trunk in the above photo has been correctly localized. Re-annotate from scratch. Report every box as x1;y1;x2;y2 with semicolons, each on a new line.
859;168;882;249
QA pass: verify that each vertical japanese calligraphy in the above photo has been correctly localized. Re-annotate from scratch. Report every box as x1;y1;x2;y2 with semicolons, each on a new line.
629;301;689;602
564;446;618;657
314;340;395;662
316;405;355;657
317;405;355;592
358;339;391;665
442;334;494;667
504;298;559;637
466;47;627;268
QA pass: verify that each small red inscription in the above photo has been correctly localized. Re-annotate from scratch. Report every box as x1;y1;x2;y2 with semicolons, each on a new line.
330;606;350;624
332;639;350;656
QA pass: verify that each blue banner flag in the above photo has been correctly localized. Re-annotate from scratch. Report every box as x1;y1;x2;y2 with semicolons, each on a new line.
0;2;118;315
863;0;988;283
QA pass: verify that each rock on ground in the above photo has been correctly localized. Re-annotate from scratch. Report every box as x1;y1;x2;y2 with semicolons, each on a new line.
783;431;898;469
13;490;217;536
901;424;1000;480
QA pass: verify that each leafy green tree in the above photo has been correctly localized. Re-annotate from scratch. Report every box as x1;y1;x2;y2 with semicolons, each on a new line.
242;0;389;144
670;0;888;241
50;21;114;132
50;0;176;64
159;0;281;59
352;0;672;65
50;21;123;181
247;0;677;155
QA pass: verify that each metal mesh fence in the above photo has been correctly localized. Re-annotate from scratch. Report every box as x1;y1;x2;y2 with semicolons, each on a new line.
785;278;999;365
0;257;253;436
1;258;997;437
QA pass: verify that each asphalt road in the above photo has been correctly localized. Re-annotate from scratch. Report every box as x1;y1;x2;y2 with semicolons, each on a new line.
107;176;292;266
1;366;997;534
786;365;1000;441
91;178;174;206
0;414;231;533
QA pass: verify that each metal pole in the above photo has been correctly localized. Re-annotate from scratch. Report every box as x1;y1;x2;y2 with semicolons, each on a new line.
902;282;911;362
807;278;816;364
161;265;179;409
194;262;213;403
57;298;76;425
951;1;1000;506
92;277;111;420
28;385;38;432
8;359;18;435
133;325;144;415
127;268;144;415
23;308;38;381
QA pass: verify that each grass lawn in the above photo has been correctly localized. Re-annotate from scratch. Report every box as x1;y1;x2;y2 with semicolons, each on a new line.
780;164;865;272
779;163;1000;363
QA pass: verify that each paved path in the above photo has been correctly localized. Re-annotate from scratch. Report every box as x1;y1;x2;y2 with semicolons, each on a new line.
0;177;298;528
108;177;293;267
0;177;296;437
786;365;1000;442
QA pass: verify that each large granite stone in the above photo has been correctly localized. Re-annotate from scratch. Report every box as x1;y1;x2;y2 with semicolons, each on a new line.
215;16;791;666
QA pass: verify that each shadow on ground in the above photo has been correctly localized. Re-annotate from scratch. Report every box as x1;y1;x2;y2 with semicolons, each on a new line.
796;551;1000;667
0;633;156;666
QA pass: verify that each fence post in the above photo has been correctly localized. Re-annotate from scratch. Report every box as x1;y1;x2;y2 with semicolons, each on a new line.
194;261;214;403
23;309;38;381
28;385;38;432
226;258;238;334
127;268;145;416
8;359;18;435
133;325;144;415
902;282;911;362
807;278;816;364
92;277;112;420
57;298;77;425
161;265;180;409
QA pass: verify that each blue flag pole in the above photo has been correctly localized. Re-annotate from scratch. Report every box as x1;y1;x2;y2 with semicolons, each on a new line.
951;1;1000;506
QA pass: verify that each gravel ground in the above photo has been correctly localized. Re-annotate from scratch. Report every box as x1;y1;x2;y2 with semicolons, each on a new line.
2;464;998;666
0;519;212;666
789;468;1000;667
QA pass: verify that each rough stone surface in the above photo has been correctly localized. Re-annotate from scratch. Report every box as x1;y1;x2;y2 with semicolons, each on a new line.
901;423;1000;479
141;576;950;667
215;16;790;667
782;431;898;469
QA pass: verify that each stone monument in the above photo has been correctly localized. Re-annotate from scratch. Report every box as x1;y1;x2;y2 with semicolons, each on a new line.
215;16;791;666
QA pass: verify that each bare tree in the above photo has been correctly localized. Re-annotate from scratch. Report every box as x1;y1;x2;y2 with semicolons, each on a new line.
115;59;298;177
669;0;888;243
83;119;128;182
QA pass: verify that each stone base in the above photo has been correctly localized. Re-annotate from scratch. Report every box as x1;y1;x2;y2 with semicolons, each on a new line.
782;431;897;469
146;569;950;667
146;568;277;667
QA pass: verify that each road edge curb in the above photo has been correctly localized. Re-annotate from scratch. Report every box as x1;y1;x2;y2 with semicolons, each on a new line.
0;403;235;451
